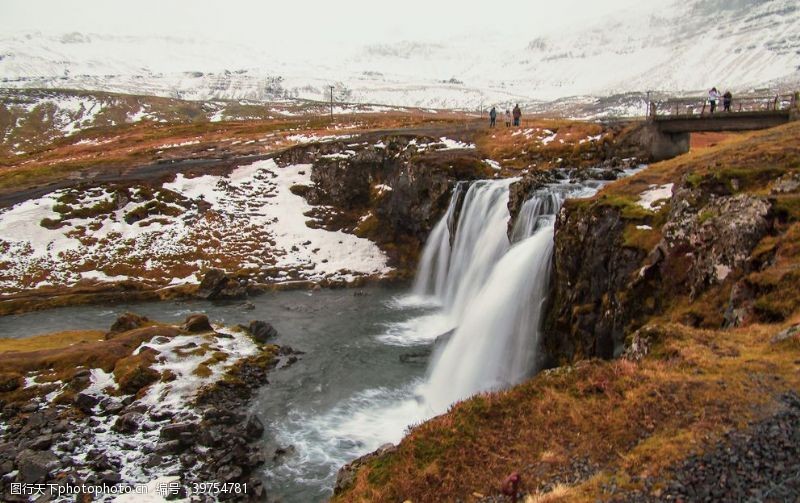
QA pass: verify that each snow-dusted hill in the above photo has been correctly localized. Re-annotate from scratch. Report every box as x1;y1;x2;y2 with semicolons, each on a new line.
1;0;798;109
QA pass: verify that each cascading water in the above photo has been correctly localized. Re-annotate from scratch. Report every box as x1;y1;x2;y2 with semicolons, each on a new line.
413;180;516;317
417;181;568;412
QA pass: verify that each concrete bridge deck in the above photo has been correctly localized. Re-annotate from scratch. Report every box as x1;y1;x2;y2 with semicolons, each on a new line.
653;109;793;134
637;92;798;160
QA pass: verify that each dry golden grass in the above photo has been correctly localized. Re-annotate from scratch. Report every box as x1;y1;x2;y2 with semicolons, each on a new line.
336;318;800;502
0;112;476;193
473;119;607;172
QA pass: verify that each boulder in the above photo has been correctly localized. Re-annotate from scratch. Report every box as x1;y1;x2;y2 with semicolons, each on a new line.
112;412;143;434
108;312;149;336
160;422;195;441
28;434;53;451
15;449;59;483
197;269;247;300
248;320;278;343
0;372;21;393
114;351;160;396
244;415;264;440
182;313;213;333
74;392;100;414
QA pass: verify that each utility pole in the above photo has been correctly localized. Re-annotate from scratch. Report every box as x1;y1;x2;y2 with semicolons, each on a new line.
329;85;335;121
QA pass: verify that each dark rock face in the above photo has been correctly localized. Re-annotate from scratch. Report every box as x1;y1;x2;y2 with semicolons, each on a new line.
285;135;490;269
197;269;247;300
544;204;651;362
247;320;278;343
544;170;777;364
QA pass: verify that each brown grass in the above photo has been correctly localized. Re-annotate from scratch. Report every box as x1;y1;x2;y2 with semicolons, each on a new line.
336;318;800;502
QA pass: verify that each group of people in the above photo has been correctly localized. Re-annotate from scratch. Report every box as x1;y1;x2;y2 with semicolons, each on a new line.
708;87;733;113
489;104;521;127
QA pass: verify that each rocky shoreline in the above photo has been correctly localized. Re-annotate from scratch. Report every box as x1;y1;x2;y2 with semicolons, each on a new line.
0;312;299;502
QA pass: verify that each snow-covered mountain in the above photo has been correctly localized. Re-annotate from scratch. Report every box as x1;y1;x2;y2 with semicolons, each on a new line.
1;0;798;109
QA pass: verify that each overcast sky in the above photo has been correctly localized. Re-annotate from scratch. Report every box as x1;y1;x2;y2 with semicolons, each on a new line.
1;0;652;50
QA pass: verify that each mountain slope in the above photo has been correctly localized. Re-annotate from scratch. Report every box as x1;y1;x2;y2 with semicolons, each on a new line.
1;0;798;108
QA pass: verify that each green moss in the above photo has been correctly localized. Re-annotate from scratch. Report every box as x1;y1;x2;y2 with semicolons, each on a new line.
774;195;800;222
597;194;654;220
367;454;398;486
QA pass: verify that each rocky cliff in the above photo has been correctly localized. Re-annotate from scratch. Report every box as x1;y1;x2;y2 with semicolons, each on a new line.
280;134;492;274
542;122;800;365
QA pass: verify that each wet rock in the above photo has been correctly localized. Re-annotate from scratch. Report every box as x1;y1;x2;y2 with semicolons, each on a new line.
101;471;122;485
182;313;213;333
272;445;296;462
507;170;556;239
103;401;124;416
157;440;185;455
247;320;278;342
196;269;247;300
108;312;149;336
244;415;264;440
216;464;243;482
15;449;59;483
399;349;431;364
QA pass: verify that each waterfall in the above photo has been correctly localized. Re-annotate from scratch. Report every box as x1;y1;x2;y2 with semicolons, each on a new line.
413;179;516;317
415;179;569;413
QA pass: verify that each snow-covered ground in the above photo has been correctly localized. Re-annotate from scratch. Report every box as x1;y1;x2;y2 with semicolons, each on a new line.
18;324;261;502
0;159;391;293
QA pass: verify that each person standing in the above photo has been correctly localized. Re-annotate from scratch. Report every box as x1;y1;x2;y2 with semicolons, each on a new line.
489;106;497;128
505;109;512;127
708;87;720;114
512;104;521;126
723;90;732;112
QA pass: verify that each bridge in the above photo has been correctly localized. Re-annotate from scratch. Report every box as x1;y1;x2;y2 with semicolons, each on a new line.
639;92;799;161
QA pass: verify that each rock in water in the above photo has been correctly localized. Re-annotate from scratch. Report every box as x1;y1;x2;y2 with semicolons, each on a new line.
182;313;213;333
245;415;264;440
108;312;149;336
197;268;247;300
248;320;278;342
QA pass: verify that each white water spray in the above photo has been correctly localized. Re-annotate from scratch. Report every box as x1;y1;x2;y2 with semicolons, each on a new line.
416;181;567;412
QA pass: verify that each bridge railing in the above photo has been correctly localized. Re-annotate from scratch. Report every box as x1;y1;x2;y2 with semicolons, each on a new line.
648;93;796;119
